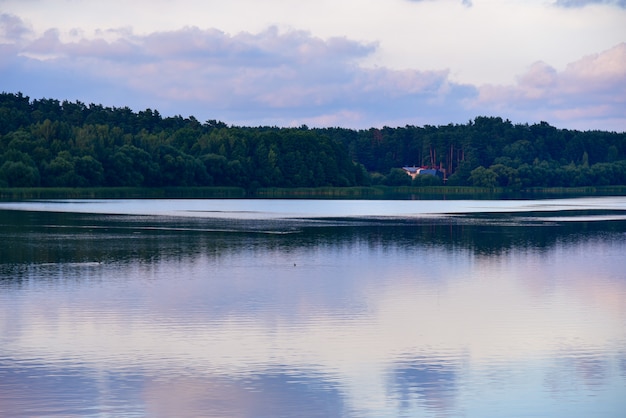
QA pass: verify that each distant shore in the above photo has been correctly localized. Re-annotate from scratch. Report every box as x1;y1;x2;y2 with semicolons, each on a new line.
2;185;626;200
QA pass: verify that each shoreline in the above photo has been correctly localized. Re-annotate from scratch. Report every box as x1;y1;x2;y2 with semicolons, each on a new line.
2;185;626;200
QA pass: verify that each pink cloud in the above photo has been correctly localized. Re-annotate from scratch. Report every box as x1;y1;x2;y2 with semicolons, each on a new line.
475;43;626;129
560;42;626;94
17;25;442;113
3;12;623;130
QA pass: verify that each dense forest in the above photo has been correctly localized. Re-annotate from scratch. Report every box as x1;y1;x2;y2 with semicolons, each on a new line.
1;92;626;190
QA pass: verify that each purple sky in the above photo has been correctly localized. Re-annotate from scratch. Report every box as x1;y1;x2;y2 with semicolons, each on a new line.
1;0;625;131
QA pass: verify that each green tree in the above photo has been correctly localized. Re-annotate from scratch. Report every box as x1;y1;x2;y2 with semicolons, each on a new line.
43;151;78;186
412;173;443;186
490;163;521;188
74;155;104;186
384;168;412;186
469;166;497;187
201;153;229;185
154;145;209;187
0;148;41;187
105;145;158;187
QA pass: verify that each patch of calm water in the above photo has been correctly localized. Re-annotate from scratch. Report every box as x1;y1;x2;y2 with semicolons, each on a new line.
1;198;626;417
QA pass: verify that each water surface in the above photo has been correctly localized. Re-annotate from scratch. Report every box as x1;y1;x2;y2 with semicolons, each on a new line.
1;198;625;417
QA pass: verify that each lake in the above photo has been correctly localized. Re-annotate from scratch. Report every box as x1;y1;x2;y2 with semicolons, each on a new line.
1;197;625;417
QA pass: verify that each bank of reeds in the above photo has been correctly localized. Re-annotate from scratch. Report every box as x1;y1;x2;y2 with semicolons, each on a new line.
520;186;626;196
0;187;246;200
252;186;388;199
252;185;626;199
1;185;624;201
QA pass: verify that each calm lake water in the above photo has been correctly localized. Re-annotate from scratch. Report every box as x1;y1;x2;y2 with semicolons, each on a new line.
1;197;625;417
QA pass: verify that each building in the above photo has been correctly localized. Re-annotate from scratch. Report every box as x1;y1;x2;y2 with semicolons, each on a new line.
401;166;444;180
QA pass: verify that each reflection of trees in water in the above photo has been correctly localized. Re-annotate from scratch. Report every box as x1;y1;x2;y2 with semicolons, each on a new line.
363;214;626;256
387;357;460;415
0;210;241;267
2;209;626;271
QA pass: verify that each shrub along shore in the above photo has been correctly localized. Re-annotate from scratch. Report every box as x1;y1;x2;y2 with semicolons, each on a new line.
2;185;625;201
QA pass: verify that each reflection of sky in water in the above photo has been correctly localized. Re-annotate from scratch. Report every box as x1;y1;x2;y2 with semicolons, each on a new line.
387;357;459;415
1;200;626;417
0;361;346;418
1;196;626;219
0;362;146;417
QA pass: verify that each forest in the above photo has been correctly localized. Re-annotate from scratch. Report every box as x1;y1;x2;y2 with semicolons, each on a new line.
1;92;626;190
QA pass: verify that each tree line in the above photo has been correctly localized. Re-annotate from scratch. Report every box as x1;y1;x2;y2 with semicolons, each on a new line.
1;92;625;189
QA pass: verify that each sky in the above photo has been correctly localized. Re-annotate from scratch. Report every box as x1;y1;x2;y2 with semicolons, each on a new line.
1;0;625;131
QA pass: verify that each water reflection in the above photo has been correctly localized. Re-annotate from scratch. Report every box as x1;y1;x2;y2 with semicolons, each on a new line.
3;208;626;267
142;368;347;418
0;360;145;417
388;356;459;416
1;202;626;417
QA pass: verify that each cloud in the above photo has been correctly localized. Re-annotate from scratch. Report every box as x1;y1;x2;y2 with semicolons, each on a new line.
1;13;625;131
0;13;32;42
475;43;626;130
0;18;475;127
553;0;626;8
406;0;472;6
